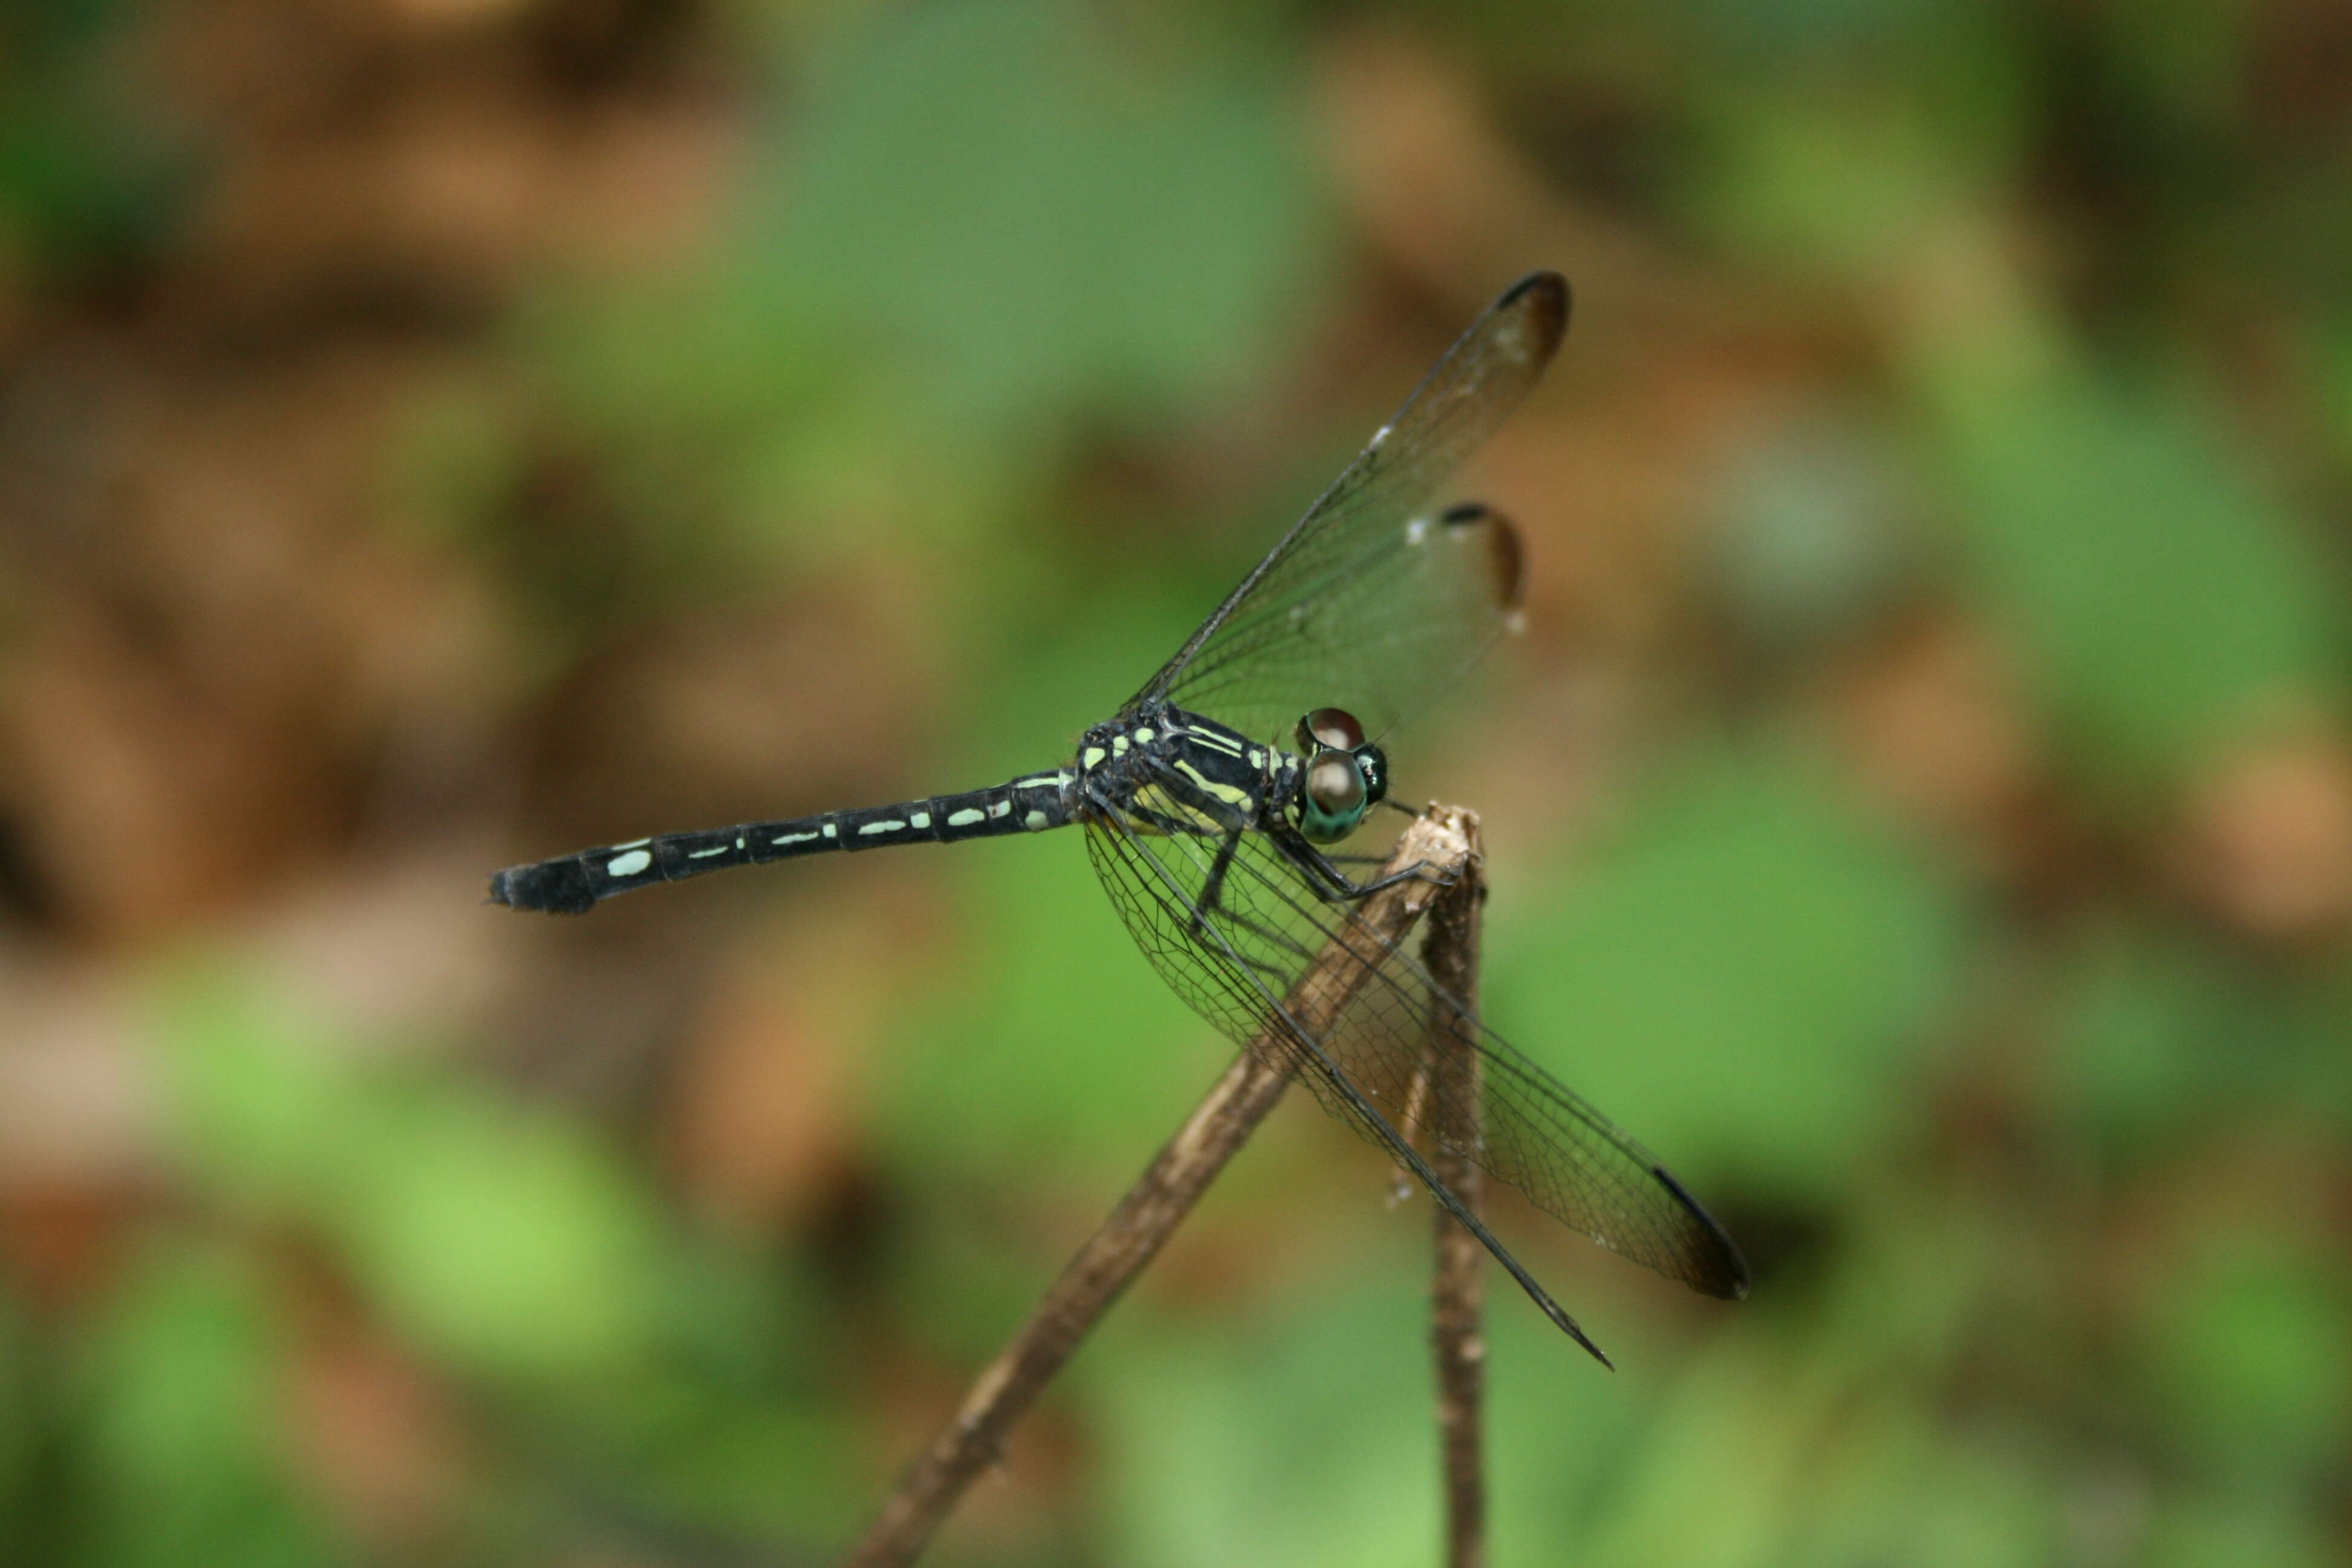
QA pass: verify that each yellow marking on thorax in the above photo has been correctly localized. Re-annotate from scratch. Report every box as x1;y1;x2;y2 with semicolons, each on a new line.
1172;759;1255;809
1183;729;1246;757
1129;782;1232;835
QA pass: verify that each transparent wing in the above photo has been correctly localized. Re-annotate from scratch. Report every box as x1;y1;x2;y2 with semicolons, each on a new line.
1133;273;1567;746
1080;792;1748;1302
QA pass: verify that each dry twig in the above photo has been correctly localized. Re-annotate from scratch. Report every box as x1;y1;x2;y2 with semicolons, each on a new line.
843;808;1480;1568
1421;814;1489;1568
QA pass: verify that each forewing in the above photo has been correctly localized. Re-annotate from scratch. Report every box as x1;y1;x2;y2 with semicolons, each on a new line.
1136;273;1567;746
1082;792;1746;1300
1166;503;1527;753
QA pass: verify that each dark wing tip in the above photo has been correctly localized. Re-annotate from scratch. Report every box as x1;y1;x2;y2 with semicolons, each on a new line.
1497;271;1571;368
1650;1163;1752;1301
1438;502;1526;612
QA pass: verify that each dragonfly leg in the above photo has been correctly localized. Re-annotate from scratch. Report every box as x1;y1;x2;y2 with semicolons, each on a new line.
1184;829;1304;981
1269;825;1442;903
1186;828;1319;981
1189;830;1241;938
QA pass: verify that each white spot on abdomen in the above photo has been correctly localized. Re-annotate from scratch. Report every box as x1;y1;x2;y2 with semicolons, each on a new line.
607;849;652;878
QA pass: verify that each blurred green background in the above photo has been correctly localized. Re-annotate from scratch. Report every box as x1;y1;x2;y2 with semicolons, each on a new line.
3;0;2350;1563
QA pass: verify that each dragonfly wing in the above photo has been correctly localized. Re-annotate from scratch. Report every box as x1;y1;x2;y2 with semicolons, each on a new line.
1081;801;1606;1358
1135;273;1566;746
1082;785;1748;1302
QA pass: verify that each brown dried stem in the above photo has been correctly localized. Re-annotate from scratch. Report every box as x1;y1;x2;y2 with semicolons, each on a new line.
1421;813;1488;1568
842;808;1479;1568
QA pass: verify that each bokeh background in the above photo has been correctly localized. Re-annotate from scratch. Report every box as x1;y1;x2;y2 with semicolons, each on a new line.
4;0;2351;1563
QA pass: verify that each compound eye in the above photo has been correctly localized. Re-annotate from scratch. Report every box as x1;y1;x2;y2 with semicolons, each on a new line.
1297;707;1367;754
1304;753;1367;820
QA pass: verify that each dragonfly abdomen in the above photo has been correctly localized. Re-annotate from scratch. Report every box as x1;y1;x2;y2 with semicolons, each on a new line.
488;771;1077;914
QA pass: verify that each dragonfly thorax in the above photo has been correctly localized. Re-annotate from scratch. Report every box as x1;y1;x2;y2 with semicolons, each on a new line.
1076;705;1285;838
1074;703;1385;845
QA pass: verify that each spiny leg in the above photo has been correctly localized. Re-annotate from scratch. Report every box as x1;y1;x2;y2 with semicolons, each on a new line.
1189;829;1242;939
1184;828;1322;982
1269;823;1438;903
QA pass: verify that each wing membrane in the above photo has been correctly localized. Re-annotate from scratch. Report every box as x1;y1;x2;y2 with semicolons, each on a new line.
1134;273;1567;745
1082;788;1747;1302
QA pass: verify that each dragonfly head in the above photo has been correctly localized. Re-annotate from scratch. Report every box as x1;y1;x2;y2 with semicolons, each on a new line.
1293;708;1388;843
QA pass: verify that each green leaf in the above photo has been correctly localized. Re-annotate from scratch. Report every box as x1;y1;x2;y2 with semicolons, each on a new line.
333;1089;659;1380
2052;922;2235;1145
0;1289;31;1549
1088;1291;1444;1568
0;0;189;276
1939;375;2338;788
2145;1491;2342;1568
152;966;659;1380
2135;1229;2352;1481
772;0;1321;436
874;826;1205;1187
77;1240;336;1568
1488;745;1960;1202
151;969;363;1214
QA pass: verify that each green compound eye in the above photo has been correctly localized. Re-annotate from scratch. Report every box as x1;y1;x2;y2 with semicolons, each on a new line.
1291;709;1388;843
1299;752;1370;843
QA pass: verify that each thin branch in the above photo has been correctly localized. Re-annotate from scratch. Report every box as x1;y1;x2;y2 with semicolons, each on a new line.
842;809;1478;1568
1422;812;1488;1568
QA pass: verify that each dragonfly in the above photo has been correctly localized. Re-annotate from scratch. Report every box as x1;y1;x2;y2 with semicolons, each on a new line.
489;273;1747;1362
